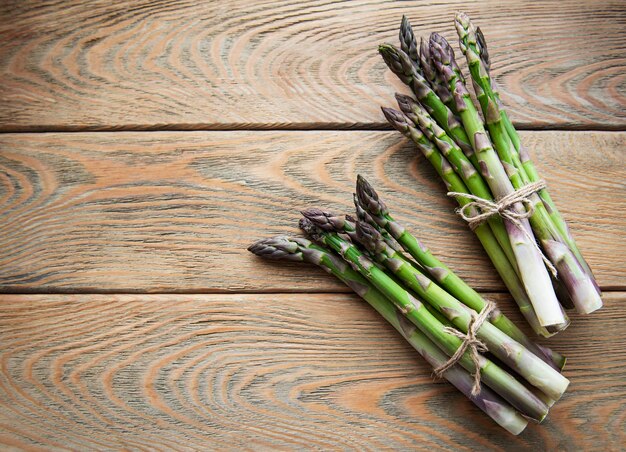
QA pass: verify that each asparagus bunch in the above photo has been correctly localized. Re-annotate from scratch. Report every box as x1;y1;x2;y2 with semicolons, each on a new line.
453;13;602;315
378;15;601;333
249;176;569;433
248;236;528;434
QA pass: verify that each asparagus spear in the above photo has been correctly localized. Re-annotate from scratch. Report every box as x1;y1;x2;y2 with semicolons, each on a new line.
429;35;565;327
299;218;550;421
248;236;528;434
454;13;602;314
379;109;565;337
378;43;474;157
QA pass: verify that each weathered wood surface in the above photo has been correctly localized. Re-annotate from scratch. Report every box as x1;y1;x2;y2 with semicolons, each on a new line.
0;130;623;293
0;0;624;131
0;293;623;450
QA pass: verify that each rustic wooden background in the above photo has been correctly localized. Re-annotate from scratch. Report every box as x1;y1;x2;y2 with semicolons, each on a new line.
0;0;624;450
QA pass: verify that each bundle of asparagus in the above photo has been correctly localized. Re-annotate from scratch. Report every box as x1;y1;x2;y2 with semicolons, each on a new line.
249;176;569;434
379;13;601;336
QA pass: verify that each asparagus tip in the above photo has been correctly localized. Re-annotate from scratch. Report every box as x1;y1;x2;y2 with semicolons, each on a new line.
475;26;491;69
399;15;418;62
394;93;421;117
356;175;388;217
454;11;471;28
400;15;411;38
299;217;325;242
247;236;306;262
381;106;412;134
355;220;384;253
301;207;345;233
378;43;416;83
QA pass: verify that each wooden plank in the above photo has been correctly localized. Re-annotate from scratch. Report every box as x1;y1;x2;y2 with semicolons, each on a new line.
0;293;623;450
0;0;624;131
1;130;623;293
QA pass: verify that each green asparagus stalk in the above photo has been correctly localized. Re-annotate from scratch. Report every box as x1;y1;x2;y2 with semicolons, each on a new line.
378;43;474;157
299;218;550;421
248;236;528;434
379;109;565;337
454;13;602;314
461;15;582;258
429;35;566;327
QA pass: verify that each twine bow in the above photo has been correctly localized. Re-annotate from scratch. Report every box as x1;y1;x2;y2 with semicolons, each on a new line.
434;301;495;396
447;180;557;277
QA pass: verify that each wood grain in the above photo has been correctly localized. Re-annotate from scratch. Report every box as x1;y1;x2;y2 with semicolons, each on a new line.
1;130;623;293
0;292;623;450
0;0;624;131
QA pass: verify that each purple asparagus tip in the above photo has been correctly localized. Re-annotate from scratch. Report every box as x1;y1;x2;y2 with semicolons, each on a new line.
475;26;490;70
247;236;307;262
381;107;412;135
429;32;464;81
394;93;424;118
355;220;385;253
378;43;416;84
298;217;325;242
300;208;346;233
399;15;420;69
356;175;389;217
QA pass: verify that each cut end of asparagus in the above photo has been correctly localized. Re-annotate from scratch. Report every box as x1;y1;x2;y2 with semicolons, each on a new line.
300;207;346;233
356;175;389;217
482;399;529;435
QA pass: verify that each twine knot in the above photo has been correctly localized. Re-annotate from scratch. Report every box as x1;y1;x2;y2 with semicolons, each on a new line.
434;301;495;396
447;180;557;277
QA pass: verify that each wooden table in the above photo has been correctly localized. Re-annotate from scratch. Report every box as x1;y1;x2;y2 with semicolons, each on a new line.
1;1;624;450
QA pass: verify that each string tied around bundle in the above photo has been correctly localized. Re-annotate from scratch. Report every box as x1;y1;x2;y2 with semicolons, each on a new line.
434;300;495;396
447;180;557;277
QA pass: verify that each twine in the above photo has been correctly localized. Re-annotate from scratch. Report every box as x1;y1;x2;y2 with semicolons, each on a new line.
434;301;495;396
447;180;557;277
